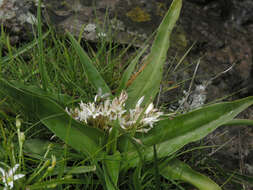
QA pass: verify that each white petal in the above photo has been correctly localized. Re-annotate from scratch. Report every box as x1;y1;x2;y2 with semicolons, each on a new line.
101;93;110;99
136;96;144;108
119;91;128;103
94;95;98;102
145;103;154;114
8;164;19;177
7;181;14;189
13;174;25;180
136;128;150;133
65;107;70;115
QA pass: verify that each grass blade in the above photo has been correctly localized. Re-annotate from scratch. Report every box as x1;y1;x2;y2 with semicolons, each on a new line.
37;0;50;90
0;31;50;65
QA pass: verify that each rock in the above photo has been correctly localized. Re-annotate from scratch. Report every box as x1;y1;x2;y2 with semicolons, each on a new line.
0;0;37;44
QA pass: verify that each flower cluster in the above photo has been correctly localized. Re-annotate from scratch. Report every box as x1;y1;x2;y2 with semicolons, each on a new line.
0;164;25;190
66;91;164;133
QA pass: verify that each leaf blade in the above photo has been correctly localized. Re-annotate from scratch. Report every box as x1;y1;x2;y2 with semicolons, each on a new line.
67;32;111;95
160;159;221;190
121;96;253;168
126;0;182;108
0;79;106;158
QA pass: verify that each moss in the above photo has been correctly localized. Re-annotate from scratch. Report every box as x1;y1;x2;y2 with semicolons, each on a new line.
126;7;151;22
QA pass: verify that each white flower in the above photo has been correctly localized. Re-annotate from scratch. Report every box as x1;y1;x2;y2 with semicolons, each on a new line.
65;91;164;132
145;103;154;114
0;164;25;190
97;32;107;37
136;96;144;108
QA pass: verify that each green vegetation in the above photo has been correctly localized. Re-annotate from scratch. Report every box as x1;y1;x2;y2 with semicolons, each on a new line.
0;0;253;189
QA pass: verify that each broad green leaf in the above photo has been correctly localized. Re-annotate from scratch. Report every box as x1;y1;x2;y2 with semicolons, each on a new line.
103;151;121;190
121;96;253;168
0;79;106;158
67;32;111;95
10;81;72;107
160;159;221;190
142;96;253;161
126;0;182;108
117;45;149;95
24;139;83;160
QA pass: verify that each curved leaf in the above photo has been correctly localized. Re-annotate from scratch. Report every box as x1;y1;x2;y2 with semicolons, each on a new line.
121;96;253;168
67;32;111;96
103;151;121;190
0;79;106;158
10;81;72;107
126;0;182;108
160;159;221;190
117;45;149;94
24;139;83;160
222;119;253;126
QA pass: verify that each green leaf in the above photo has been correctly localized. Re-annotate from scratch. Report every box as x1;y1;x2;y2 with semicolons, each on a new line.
10;81;72;107
222;119;253;126
106;120;120;155
66;165;96;175
0;145;4;160
121;96;253;168
24;139;83;160
126;0;182;108
52;165;96;176
27;178;84;190
160;159;221;190
37;0;50;91
0;79;106;158
142;96;253;160
103;151;121;190
117;45;149;94
132;166;142;190
67;32;111;95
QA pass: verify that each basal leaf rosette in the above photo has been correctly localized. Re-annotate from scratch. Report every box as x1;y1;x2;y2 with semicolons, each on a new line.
65;91;164;133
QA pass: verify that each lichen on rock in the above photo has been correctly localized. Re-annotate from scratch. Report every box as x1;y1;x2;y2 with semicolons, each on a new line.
126;7;151;22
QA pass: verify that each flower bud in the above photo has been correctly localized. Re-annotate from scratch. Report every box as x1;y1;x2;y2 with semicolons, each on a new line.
16;118;21;129
20;132;25;143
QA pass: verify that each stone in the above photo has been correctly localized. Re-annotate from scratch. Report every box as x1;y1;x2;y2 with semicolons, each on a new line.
0;0;37;43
